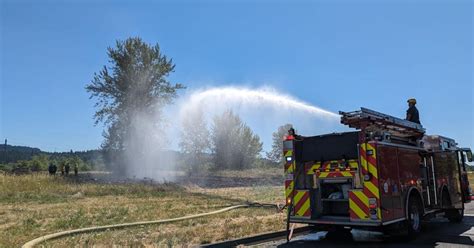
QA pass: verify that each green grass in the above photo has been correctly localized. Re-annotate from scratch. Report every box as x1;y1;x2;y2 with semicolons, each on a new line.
0;173;285;247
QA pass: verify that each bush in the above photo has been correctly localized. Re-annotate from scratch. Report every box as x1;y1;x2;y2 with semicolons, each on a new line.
11;161;31;174
0;163;14;172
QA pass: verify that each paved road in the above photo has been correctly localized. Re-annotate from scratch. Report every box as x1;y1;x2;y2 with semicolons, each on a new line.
260;203;474;248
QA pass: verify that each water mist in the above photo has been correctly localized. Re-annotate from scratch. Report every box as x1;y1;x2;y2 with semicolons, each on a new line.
125;86;341;181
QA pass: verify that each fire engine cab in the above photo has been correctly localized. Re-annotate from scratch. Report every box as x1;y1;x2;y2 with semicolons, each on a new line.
283;108;472;237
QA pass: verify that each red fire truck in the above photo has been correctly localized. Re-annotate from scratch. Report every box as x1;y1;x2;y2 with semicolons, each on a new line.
283;108;472;237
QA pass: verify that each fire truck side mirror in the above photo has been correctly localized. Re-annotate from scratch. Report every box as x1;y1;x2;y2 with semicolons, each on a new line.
466;150;473;162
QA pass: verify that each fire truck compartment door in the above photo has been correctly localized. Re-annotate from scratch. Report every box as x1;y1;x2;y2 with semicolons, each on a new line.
377;146;404;221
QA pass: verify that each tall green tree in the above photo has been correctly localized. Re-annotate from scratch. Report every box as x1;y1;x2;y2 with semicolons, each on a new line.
266;124;293;163
86;37;184;172
179;108;210;169
211;110;262;170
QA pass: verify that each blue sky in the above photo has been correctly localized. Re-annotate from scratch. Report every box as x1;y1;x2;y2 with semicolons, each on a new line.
1;0;472;152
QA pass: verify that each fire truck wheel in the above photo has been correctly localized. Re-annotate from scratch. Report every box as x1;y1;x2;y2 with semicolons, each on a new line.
406;197;422;236
446;209;464;223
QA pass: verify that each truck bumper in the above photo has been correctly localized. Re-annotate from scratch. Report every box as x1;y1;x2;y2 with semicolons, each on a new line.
289;216;387;227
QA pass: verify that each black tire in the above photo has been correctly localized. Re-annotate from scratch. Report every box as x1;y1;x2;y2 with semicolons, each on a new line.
446;208;464;223
441;190;463;222
406;197;422;236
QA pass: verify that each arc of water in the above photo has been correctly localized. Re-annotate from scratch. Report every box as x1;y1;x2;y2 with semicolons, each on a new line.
179;87;339;119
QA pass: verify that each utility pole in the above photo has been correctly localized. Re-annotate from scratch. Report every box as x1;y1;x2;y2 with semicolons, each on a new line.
4;139;7;164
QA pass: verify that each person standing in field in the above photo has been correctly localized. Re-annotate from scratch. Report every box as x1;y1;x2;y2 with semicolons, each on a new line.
48;162;57;175
65;162;70;175
74;164;78;176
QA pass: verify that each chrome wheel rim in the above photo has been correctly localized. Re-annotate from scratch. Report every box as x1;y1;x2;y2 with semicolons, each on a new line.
410;205;420;231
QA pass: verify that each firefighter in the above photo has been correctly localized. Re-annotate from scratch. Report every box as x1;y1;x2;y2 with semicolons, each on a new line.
65;162;70;176
406;98;420;124
48;162;57;175
288;128;303;140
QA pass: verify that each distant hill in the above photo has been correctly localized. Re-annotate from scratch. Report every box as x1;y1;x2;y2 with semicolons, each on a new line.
0;144;41;153
0;144;42;163
0;144;102;165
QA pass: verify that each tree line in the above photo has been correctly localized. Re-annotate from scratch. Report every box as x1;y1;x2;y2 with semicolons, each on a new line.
0;145;105;173
84;36;295;173
0;152;99;174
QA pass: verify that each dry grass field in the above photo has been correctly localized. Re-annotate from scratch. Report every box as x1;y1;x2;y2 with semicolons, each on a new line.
0;173;285;247
3;171;471;247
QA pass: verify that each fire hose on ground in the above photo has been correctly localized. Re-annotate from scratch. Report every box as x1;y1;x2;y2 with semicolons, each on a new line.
22;202;285;248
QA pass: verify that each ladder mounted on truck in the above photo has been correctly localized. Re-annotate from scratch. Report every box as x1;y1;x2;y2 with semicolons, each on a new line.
339;107;425;138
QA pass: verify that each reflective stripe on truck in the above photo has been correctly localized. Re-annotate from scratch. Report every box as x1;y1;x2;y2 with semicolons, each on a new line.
351;142;381;220
293;190;311;218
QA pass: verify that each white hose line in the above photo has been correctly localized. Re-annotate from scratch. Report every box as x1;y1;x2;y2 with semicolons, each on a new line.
22;204;249;248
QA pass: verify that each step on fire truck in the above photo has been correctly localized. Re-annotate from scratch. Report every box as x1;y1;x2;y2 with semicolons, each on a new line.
283;108;472;238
